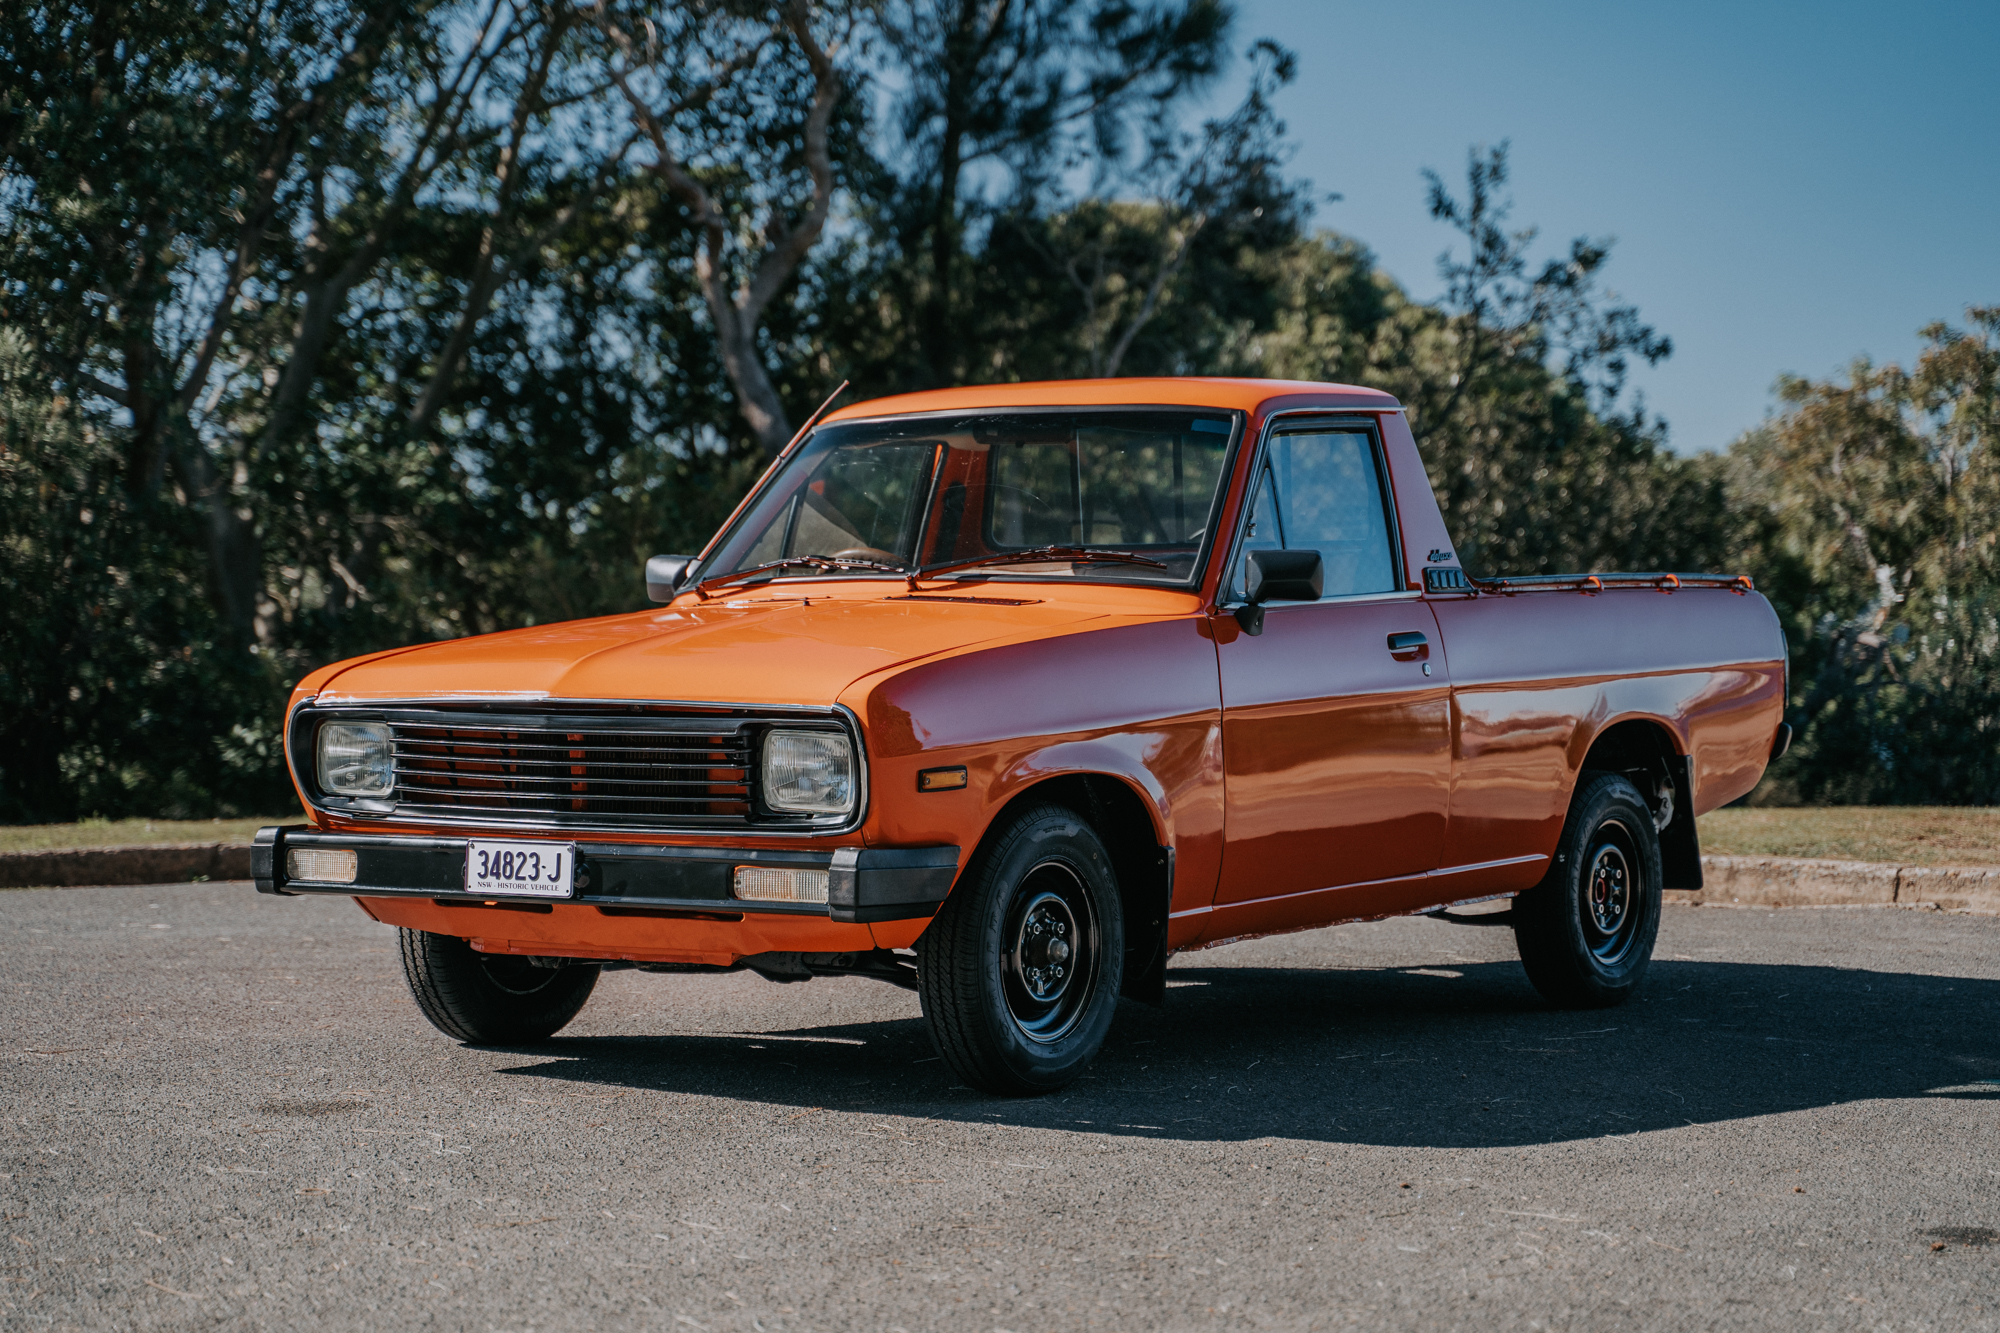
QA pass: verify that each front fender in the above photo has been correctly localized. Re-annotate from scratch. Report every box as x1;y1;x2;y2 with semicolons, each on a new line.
845;616;1225;922
989;735;1175;846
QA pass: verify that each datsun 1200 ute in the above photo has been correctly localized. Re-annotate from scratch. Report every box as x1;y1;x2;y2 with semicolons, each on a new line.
257;378;1788;1095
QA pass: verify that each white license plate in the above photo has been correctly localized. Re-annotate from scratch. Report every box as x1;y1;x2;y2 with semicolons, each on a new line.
464;839;576;898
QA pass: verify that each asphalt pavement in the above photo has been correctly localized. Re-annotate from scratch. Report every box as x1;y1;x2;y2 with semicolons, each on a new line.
3;883;1998;1331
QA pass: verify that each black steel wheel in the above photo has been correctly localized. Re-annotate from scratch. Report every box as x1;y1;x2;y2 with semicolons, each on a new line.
1000;861;1102;1043
917;804;1124;1095
1512;772;1663;1008
398;928;598;1045
1581;822;1644;967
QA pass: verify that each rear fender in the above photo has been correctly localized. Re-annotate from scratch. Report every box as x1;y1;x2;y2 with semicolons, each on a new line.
1569;711;1703;891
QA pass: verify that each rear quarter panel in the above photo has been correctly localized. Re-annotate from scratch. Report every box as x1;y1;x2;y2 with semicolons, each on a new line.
1430;586;1786;881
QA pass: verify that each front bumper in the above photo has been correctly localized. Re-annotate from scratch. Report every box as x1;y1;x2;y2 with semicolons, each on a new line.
251;826;958;925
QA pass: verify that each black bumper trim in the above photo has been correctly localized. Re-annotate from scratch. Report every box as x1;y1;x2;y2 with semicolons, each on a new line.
250;824;298;894
254;827;958;923
828;845;961;924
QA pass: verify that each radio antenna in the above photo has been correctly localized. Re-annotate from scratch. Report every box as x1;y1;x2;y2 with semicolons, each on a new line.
777;380;850;458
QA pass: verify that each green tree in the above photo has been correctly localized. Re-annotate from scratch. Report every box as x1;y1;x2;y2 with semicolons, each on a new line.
12;1;1909;824
0;325;276;819
1207;148;1727;583
867;0;1234;388
1735;308;2000;803
0;0;765;815
995;39;1308;380
3;0;634;652
591;0;864;455
1389;143;1697;578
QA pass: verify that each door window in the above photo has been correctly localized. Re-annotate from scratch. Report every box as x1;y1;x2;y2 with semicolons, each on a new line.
1229;429;1400;600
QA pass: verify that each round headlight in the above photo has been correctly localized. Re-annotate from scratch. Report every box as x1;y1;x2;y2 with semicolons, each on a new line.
762;730;856;816
317;722;394;797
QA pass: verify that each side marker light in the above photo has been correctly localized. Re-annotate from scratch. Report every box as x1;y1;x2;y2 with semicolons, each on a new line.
917;766;968;792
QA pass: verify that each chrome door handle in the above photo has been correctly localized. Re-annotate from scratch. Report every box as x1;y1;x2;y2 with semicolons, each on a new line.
1387;631;1429;659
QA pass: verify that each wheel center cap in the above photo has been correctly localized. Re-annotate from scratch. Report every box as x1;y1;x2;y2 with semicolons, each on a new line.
1589;854;1628;930
1016;898;1077;1001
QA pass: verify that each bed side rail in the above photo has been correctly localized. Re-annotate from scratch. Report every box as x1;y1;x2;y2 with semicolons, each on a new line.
1427;570;1756;595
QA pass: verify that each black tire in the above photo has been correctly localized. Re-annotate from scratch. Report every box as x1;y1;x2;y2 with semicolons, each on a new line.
917;804;1126;1096
1512;772;1663;1009
397;928;598;1045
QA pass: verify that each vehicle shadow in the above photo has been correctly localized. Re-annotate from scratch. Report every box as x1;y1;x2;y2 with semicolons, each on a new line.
491;956;2000;1148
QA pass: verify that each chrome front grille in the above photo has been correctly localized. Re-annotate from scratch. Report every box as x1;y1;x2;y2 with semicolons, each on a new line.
291;702;864;832
389;718;754;823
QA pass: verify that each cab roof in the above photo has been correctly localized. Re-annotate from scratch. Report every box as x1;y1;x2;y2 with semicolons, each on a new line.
820;376;1401;424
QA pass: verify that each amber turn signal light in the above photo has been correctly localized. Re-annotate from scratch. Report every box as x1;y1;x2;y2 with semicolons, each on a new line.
917;766;968;792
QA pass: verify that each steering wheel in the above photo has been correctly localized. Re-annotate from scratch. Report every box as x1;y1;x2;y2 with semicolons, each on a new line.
830;545;902;564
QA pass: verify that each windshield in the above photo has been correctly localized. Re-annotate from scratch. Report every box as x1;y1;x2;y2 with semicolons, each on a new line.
700;409;1239;586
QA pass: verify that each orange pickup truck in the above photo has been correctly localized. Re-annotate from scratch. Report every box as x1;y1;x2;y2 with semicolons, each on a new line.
257;377;1787;1095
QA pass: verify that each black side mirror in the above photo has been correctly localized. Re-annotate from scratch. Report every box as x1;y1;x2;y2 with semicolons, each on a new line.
645;554;697;602
1235;548;1324;635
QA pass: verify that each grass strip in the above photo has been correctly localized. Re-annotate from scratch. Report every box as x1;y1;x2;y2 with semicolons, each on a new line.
1698;806;2000;867
0;816;302;856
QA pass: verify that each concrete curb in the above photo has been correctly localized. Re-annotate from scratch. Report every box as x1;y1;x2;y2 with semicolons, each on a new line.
0;843;252;889
1666;855;2000;915
3;843;1997;913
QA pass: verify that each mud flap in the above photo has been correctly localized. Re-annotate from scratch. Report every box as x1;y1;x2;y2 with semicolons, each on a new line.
1657;754;1703;890
1120;846;1172;1006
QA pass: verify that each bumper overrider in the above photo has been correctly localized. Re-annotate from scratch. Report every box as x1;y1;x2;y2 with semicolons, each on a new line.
251;825;959;925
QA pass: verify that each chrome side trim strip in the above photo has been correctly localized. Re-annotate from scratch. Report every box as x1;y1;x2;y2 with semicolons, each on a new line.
1168;853;1547;918
1426;853;1550;878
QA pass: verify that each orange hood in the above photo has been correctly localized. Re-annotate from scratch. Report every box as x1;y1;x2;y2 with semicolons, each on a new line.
309;593;1126;708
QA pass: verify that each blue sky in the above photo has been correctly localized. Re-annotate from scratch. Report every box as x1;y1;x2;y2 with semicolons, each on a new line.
1224;0;2000;454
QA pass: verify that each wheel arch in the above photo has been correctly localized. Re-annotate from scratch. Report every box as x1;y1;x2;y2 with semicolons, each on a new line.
1573;716;1702;890
948;770;1173;1007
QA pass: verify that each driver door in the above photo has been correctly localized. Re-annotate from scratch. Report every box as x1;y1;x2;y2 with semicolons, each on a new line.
1213;420;1451;927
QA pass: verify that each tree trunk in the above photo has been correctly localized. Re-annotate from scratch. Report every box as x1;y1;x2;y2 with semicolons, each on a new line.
606;0;843;458
925;116;963;387
175;440;266;650
699;257;794;456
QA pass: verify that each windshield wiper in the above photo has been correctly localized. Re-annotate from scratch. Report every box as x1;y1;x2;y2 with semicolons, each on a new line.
694;555;906;599
909;545;1167;587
